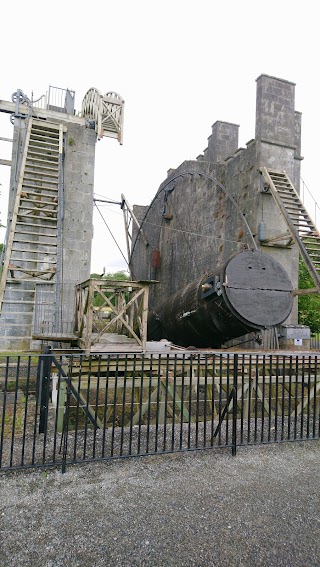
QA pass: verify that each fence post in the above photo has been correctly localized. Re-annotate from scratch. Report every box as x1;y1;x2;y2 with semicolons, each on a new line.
61;367;72;474
37;346;52;434
232;353;238;456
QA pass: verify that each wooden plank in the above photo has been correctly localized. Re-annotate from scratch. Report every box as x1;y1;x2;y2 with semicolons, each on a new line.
73;389;103;429
69;375;320;390
292;288;320;296
292;380;320;417
0;99;84;125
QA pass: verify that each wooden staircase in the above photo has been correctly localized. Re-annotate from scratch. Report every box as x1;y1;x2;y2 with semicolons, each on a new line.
0;117;63;349
261;168;320;290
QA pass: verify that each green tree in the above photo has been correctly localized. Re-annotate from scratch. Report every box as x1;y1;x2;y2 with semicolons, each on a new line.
298;257;320;333
90;270;130;307
90;270;130;281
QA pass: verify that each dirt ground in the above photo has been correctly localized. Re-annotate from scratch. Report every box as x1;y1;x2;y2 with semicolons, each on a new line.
0;441;319;567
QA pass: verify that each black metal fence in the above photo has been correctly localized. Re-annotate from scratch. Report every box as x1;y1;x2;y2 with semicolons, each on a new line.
0;352;319;473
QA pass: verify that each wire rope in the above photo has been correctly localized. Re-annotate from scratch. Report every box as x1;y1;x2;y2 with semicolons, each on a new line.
129;170;257;265
94;202;133;277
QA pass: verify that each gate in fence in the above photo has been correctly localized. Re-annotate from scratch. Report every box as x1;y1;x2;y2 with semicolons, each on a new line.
0;351;319;473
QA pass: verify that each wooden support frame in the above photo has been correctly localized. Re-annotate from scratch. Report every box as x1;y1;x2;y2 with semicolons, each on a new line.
81;88;125;143
74;279;151;352
61;372;320;429
65;355;320;425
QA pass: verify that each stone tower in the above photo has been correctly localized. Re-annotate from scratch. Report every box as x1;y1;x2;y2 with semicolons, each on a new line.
0;86;124;350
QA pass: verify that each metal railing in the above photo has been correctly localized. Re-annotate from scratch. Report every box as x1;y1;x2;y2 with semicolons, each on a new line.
0;352;319;473
30;86;75;115
33;283;76;339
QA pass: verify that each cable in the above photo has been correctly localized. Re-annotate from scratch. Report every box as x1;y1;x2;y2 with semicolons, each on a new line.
94;202;134;278
94;197;122;205
130;170;257;264
135;211;252;247
92;202;251;246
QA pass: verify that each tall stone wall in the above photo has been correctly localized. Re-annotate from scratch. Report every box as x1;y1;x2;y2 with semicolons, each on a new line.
131;74;302;340
62;123;95;285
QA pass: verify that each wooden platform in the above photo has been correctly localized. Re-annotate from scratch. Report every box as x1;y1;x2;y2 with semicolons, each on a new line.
90;333;143;353
33;332;78;342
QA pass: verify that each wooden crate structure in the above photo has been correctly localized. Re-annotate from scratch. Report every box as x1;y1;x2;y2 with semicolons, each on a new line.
74;279;150;352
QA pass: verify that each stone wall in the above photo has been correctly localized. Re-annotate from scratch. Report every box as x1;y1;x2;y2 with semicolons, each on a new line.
62;123;95;285
131;74;302;338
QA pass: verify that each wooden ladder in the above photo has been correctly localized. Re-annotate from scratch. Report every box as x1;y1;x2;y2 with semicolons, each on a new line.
261;168;320;289
0;118;63;334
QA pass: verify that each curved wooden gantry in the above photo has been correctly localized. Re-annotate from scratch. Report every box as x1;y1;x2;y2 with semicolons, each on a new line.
81;88;125;143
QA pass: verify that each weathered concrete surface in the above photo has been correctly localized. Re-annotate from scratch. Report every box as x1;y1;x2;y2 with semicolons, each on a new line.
0;441;319;566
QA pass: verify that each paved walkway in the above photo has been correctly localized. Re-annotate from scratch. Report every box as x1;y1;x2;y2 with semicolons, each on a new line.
0;441;319;566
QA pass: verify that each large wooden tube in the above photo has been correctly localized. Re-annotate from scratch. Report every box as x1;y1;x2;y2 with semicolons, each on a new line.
147;250;293;347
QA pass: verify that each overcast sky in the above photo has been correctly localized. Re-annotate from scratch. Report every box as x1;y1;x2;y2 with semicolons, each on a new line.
0;0;319;275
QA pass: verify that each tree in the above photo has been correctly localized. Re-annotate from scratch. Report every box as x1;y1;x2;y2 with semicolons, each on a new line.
90;270;130;307
298;257;320;333
90;270;130;281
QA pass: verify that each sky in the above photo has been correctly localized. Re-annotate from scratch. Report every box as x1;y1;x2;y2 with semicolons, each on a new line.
0;0;319;276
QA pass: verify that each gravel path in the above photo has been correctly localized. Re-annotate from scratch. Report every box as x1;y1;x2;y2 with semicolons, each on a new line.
0;441;319;567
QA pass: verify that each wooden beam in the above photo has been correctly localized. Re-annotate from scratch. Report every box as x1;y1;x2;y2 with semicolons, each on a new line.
0;99;85;125
292;288;320;296
141;285;149;351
